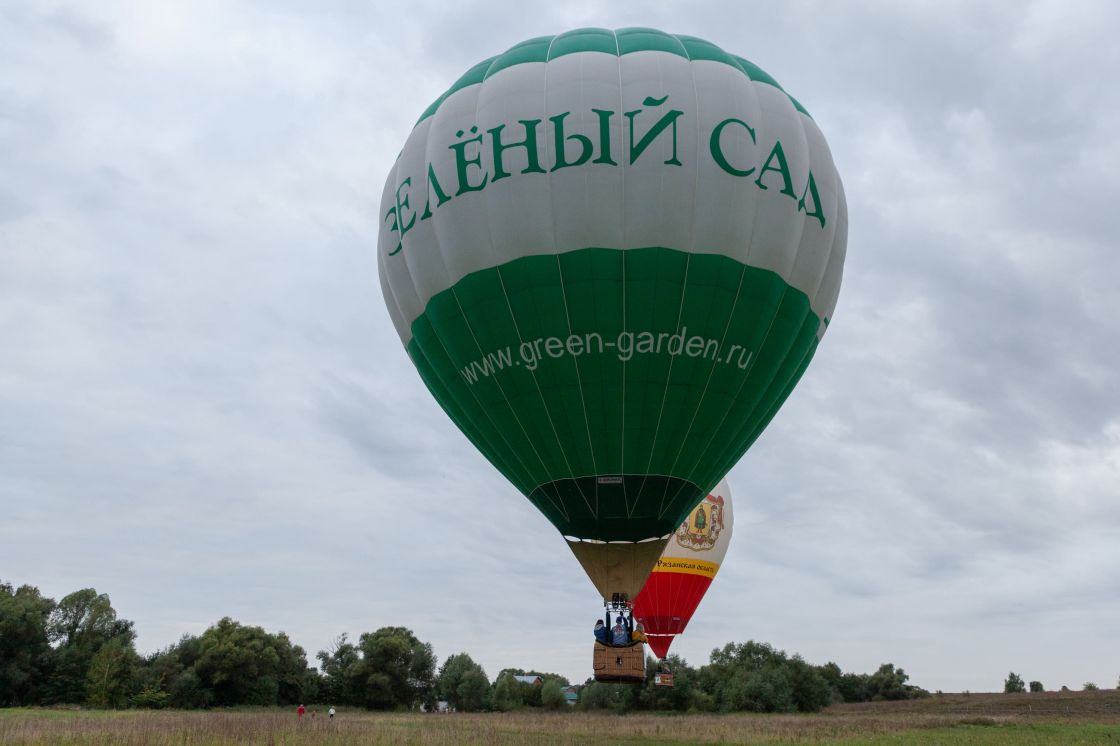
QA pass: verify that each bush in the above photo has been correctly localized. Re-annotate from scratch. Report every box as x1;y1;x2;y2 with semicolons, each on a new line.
688;689;715;712
1028;681;1044;693
578;682;633;711
130;685;169;709
491;674;520;712
577;681;612;710
169;670;212;709
540;679;566;710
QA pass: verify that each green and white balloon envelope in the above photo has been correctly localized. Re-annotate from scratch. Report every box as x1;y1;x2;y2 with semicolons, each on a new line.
378;28;847;601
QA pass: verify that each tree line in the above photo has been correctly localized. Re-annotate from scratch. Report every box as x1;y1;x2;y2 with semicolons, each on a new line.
4;580;936;712
1003;671;1109;694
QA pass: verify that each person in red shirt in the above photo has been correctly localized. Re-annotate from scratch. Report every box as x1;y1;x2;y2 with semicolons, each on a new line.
297;704;306;720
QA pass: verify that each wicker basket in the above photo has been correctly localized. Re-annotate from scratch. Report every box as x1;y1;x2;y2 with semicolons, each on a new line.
592;641;646;683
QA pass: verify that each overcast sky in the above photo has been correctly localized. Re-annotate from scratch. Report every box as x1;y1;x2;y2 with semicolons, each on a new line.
2;0;1118;694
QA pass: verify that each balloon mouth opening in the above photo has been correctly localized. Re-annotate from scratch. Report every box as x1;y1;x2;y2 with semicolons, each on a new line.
531;474;704;542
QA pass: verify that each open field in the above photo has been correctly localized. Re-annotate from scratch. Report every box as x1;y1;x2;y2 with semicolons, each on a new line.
2;690;1118;745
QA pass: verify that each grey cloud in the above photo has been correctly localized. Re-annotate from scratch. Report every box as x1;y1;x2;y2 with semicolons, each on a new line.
0;3;110;50
2;0;1119;693
314;371;457;479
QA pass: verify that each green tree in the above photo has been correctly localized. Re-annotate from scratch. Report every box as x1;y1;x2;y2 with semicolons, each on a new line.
577;680;612;710
491;673;520;712
817;661;843;703
1004;672;1026;693
727;666;794;712
493;668;570;707
44;589;136;704
168;669;211;709
540;679;566;710
192;618;309;706
699;641;798;712
1029;681;1044;693
787;655;832;712
689;688;715;712
316;633;362;706
348;627;436;710
85;638;138;708
816;659;931;705
696;644;922;711
866;663;920;701
577;680;636;712
438;653;490;712
457;668;490;712
300;667;323;705
0;582;55;706
637;654;697;712
835;672;870;703
1083;682;1098;691
136;634;213;709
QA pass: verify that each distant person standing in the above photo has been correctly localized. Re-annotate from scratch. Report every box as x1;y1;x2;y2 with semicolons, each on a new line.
297;703;305;720
328;706;336;720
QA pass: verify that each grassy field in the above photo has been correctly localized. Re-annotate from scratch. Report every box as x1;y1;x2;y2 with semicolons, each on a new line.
1;690;1118;745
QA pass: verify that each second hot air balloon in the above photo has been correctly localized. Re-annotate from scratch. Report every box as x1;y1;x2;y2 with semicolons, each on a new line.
633;478;734;662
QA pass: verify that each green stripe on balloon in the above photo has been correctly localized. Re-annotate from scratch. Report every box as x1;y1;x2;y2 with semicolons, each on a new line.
415;30;810;127
405;246;820;542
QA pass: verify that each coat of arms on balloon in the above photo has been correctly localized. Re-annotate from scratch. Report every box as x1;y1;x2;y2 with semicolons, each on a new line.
675;494;725;552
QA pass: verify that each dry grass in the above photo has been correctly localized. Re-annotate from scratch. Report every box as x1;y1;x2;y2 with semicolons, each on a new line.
1;691;1118;745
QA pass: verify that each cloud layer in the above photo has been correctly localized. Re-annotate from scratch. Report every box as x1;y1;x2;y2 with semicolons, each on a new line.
2;0;1118;692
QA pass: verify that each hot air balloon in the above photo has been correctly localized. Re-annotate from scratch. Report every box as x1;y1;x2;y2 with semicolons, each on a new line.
633;478;734;665
378;28;846;614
